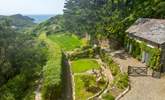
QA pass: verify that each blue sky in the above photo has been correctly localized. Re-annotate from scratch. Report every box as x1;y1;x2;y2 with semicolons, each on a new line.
0;0;65;15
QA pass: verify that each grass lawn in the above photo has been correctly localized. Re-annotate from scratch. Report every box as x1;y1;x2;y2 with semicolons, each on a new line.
74;75;106;100
71;59;100;73
48;33;82;51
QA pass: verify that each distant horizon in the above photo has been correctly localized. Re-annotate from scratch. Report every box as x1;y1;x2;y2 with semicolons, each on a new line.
0;0;65;15
0;13;59;16
27;14;55;23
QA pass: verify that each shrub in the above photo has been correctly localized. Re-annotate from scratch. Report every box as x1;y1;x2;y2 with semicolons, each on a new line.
109;63;121;76
74;75;98;99
102;93;115;100
98;78;106;85
100;50;121;76
0;74;29;100
69;47;99;60
113;73;129;89
99;49;129;89
81;75;95;88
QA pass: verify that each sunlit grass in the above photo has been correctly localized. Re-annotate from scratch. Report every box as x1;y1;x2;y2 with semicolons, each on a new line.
48;33;82;51
71;59;99;73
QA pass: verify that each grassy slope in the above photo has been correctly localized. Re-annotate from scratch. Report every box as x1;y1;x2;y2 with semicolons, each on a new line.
48;34;82;51
71;59;99;73
39;33;62;99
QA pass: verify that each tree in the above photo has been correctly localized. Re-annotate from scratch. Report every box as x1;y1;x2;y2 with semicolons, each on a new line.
0;19;47;98
63;0;165;46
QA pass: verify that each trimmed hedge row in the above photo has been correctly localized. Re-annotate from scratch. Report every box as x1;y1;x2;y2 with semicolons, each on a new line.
39;33;62;100
69;46;100;60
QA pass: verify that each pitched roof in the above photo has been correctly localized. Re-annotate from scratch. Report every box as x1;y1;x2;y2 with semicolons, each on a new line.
126;18;165;44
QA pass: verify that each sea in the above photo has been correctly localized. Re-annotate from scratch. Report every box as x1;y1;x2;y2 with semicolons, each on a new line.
26;15;55;23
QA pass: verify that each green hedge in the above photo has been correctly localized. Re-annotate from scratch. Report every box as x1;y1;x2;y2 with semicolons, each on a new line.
124;36;161;70
113;73;129;89
39;34;62;100
102;93;115;100
69;47;100;60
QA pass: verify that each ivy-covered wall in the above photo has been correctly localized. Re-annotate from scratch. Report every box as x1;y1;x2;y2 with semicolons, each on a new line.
124;36;161;71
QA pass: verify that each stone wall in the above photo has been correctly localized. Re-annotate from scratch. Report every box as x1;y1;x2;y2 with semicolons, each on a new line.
160;43;165;72
61;52;73;100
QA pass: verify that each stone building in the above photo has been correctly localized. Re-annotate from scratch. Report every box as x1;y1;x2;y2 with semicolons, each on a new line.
126;18;165;72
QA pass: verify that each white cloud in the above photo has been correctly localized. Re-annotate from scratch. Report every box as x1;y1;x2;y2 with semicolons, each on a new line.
0;0;65;15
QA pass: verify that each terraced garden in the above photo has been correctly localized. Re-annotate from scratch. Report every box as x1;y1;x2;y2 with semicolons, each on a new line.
71;59;100;73
40;33;128;100
71;58;107;100
48;33;82;51
74;74;106;100
37;33;83;100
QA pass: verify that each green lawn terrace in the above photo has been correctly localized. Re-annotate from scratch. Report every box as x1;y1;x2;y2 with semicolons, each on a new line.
48;33;82;51
71;59;100;73
71;58;107;100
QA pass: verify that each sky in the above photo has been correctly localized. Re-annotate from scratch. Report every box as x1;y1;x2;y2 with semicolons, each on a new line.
0;0;65;15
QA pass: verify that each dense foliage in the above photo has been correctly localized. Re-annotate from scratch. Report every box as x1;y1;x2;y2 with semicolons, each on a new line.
69;46;100;60
0;14;35;30
124;37;161;70
1;0;165;99
74;75;106;100
100;49;129;89
64;0;165;44
0;21;47;100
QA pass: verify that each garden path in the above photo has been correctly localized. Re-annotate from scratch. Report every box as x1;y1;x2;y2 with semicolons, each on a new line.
35;79;43;100
107;49;165;100
97;59;113;82
109;49;146;73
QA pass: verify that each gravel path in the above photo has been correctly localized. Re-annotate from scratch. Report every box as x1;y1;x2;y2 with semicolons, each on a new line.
35;79;43;100
97;59;113;82
110;49;146;73
108;49;165;100
121;76;165;100
35;85;41;100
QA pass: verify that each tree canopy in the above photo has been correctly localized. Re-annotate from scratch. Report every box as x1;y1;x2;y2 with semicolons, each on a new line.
63;0;165;44
0;20;47;100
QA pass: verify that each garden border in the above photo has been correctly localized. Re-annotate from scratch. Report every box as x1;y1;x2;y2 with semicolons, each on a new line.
115;83;131;100
87;81;109;100
69;61;75;100
62;52;74;100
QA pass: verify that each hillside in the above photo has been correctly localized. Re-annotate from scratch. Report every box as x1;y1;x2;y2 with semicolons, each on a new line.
32;15;65;34
0;14;36;30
